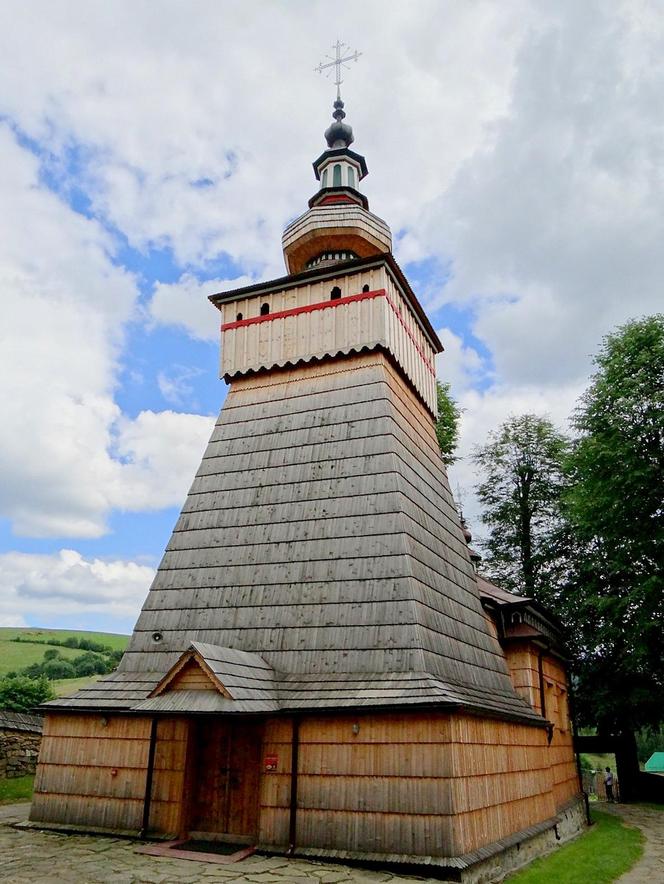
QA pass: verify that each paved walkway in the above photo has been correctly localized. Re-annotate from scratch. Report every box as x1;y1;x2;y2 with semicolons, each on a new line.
0;803;431;884
602;803;664;883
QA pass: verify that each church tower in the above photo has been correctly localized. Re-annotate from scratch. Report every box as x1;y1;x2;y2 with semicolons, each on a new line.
31;82;584;880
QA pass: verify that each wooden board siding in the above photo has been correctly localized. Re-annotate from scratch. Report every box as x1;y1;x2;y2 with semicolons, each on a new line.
167;659;218;692
148;718;189;836
448;715;555;855
259;711;561;859
503;642;541;712
90;352;539;724
542;656;579;810
30;714;151;831
219;265;438;415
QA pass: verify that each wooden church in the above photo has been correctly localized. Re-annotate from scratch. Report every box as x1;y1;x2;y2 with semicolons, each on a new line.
31;92;585;880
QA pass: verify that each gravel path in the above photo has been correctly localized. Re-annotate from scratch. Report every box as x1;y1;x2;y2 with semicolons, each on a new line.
602;803;664;883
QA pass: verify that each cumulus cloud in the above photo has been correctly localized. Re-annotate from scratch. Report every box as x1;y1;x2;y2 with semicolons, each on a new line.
111;410;215;512
421;1;664;393
150;273;254;342
0;550;154;625
436;326;487;394
0;125;215;537
0;1;661;570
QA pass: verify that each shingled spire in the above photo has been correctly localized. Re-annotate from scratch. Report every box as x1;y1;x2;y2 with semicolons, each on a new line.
50;89;539;728
33;60;583;870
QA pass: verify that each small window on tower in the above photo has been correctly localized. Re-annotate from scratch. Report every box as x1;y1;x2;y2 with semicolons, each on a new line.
260;303;270;316
236;312;243;322
330;287;342;300
362;284;370;293
348;166;355;188
321;168;328;188
333;164;342;187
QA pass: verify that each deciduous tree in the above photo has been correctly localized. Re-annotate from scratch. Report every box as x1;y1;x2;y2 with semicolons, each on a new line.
435;381;461;466
473;414;571;603
563;315;664;735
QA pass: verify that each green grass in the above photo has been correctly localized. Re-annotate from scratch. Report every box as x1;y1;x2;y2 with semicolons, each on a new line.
581;752;615;771
52;674;102;696
0;774;34;804
507;809;644;883
0;627;128;651
638;801;664;811
0;628;129;678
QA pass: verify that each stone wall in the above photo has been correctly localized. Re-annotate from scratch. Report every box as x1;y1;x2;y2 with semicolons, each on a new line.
0;729;42;778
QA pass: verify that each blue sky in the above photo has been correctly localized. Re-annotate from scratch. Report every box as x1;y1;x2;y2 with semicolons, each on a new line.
0;1;662;633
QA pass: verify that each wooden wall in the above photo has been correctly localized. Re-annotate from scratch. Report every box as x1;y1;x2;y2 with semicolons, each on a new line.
542;655;579;810
259;710;564;859
503;643;580;813
30;714;188;837
32;706;578;856
148;718;189;836
448;714;555;854
219;265;438;415
31;714;151;831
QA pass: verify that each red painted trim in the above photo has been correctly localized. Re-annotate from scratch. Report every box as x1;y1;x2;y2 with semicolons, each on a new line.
221;289;386;331
318;194;355;205
220;285;436;379
384;293;437;378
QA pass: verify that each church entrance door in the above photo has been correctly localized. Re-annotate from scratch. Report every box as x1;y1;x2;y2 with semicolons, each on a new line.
186;718;262;841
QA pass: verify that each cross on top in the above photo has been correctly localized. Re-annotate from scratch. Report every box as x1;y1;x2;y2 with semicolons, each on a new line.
315;40;362;100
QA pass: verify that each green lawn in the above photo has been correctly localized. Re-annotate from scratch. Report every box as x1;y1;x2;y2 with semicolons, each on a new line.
52;674;102;696
0;774;34;804
0;627;128;651
0;628;129;678
507;809;644;883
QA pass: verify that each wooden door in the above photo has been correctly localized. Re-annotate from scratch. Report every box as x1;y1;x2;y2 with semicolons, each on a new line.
187;718;262;839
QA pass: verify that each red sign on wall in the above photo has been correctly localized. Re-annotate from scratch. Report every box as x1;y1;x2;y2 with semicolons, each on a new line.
264;754;279;772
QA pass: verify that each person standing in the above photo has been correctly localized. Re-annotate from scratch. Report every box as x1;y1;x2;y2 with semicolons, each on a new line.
604;766;615;802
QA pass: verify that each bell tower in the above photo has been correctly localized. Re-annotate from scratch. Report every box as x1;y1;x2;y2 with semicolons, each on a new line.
215;94;439;416
282;96;392;274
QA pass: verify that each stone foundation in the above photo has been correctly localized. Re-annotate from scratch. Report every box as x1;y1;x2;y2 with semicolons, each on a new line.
0;729;42;779
460;796;588;884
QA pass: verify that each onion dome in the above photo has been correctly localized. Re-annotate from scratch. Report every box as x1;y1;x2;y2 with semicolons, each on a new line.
281;97;391;274
324;99;354;149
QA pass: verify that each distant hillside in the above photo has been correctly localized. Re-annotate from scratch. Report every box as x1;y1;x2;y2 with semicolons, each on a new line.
0;627;129;679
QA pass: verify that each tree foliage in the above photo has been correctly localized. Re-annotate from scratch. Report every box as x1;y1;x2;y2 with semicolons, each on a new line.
435;381;461;466
562;315;664;732
473;414;571;602
0;675;55;711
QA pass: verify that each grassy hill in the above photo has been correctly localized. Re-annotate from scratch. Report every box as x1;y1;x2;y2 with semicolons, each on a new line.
0;627;129;678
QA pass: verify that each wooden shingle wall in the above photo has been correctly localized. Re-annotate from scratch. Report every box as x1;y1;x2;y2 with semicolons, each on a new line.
448;714;555;855
259;713;456;856
219;266;438;414
542;656;579;810
503;641;541;712
114;352;537;722
30;714;189;836
148;718;189;835
30;714;151;831
259;710;561;859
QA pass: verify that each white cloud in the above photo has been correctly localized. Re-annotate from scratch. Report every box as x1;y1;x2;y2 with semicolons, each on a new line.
110;410;215;512
421;1;664;392
0;125;215;537
149;273;254;342
0;2;533;271
0;1;661;567
0;550;154;624
436;326;487;394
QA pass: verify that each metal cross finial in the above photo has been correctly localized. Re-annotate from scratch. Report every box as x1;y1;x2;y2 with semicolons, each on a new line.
315;40;362;101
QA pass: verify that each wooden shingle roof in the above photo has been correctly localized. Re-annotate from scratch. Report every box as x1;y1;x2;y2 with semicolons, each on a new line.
48;354;542;725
